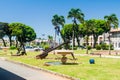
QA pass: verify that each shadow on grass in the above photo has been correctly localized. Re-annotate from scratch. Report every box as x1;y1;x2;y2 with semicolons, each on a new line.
62;63;79;65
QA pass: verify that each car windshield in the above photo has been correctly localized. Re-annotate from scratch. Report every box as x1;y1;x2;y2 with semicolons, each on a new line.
25;46;33;49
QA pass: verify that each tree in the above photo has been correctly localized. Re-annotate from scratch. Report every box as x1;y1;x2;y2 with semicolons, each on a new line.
1;22;13;47
104;14;119;55
87;19;108;48
61;24;73;49
0;22;6;47
48;35;53;41
9;22;36;55
83;20;93;54
48;35;53;47
67;8;84;49
51;14;65;47
61;24;73;41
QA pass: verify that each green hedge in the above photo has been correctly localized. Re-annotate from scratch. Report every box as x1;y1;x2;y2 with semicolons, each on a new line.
10;46;16;50
96;45;101;50
87;45;92;50
95;43;114;50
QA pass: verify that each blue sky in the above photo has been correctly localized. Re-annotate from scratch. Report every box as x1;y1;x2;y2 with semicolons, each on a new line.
0;0;120;39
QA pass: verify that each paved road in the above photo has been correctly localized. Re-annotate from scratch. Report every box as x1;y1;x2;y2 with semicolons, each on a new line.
0;59;71;80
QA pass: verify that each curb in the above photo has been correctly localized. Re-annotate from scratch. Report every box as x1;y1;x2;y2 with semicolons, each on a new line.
5;59;80;80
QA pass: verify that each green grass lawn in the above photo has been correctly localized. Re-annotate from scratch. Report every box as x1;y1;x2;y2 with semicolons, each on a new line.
0;49;120;80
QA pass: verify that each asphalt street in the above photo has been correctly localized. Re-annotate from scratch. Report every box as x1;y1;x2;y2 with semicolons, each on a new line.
0;59;71;80
0;67;25;80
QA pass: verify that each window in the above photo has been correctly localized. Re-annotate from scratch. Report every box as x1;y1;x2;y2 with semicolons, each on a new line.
119;43;120;48
116;42;117;48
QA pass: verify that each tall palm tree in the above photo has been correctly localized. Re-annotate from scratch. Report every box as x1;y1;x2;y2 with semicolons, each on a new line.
51;14;65;47
104;14;119;55
67;8;84;49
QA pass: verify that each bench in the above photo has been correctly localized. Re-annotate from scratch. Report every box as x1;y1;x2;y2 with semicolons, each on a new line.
90;52;102;57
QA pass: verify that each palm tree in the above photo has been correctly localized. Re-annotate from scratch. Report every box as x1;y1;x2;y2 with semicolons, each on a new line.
67;8;84;49
104;14;119;55
51;14;65;47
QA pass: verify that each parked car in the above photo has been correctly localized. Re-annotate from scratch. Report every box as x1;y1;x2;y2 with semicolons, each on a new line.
79;45;86;49
25;46;34;52
25;46;44;52
34;47;44;51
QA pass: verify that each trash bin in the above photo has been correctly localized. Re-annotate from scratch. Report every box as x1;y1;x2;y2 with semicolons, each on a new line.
89;59;95;64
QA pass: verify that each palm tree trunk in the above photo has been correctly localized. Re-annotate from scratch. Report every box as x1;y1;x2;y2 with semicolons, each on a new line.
108;32;111;55
72;18;76;48
72;30;75;50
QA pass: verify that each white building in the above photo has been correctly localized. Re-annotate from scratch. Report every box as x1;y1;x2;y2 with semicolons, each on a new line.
82;28;120;50
110;28;120;50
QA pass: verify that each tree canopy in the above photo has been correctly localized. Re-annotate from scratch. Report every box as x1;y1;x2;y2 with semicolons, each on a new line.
9;22;36;55
9;22;36;43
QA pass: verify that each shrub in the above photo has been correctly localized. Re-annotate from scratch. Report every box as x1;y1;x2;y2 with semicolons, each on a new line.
100;43;114;50
101;43;107;50
44;45;50;50
73;46;77;50
105;45;109;50
87;45;92;50
110;44;114;50
10;46;16;50
96;45;101;50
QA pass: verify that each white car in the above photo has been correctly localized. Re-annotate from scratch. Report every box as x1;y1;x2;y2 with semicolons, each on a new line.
25;46;34;52
34;47;44;51
25;46;44;52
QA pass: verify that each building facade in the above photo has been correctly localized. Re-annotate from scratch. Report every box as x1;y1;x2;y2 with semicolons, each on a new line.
83;28;120;50
110;28;120;50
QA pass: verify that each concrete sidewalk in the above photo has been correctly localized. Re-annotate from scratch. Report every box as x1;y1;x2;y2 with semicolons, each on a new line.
101;55;120;58
75;54;120;58
0;58;76;80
